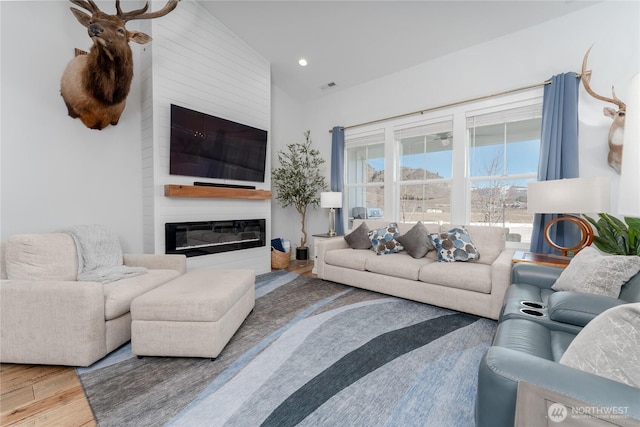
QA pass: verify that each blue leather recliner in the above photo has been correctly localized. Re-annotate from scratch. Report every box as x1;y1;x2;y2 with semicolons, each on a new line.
475;263;640;427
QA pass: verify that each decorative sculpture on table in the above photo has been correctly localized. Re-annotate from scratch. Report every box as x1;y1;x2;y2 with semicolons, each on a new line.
581;47;626;174
60;0;179;130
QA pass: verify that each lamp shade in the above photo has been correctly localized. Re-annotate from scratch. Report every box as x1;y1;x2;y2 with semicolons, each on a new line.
320;192;342;209
527;177;610;214
618;72;640;215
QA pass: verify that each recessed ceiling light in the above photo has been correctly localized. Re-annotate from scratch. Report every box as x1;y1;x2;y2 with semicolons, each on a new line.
298;58;308;67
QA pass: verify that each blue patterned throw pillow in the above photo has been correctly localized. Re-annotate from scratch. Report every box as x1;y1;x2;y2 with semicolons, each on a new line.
368;223;404;255
430;227;480;262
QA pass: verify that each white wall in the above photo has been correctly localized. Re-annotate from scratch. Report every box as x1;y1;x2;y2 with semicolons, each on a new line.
1;1;145;252
270;1;639;244
269;85;318;252
1;1;272;275
141;1;271;273
2;1;637;261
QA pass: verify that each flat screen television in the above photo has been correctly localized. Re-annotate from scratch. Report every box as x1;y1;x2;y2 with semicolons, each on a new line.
169;104;268;182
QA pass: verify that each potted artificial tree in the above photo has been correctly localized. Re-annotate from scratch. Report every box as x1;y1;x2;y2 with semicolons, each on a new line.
272;130;328;260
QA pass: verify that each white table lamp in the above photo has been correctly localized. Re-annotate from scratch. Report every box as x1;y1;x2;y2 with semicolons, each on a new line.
527;176;610;256
320;192;342;236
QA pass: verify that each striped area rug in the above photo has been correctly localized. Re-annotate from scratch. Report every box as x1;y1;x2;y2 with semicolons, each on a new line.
77;271;496;426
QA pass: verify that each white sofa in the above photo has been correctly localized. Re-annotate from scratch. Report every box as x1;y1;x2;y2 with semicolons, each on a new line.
316;220;514;320
0;233;186;366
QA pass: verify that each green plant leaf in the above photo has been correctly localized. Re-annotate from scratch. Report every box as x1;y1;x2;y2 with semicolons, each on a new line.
625;217;640;235
591;235;625;254
625;217;640;256
585;213;634;255
601;213;626;232
584;214;598;228
272;131;328;248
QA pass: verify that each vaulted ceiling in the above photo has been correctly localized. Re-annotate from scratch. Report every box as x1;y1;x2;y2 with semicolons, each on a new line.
202;1;599;102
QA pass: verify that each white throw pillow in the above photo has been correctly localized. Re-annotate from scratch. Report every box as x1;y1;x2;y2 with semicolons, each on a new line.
560;303;640;387
552;247;640;298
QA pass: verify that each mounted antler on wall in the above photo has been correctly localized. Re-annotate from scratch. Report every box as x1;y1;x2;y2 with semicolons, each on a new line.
60;0;179;130
581;46;626;174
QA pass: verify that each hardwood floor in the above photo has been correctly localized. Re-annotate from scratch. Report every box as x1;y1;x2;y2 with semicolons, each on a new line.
284;258;314;276
0;260;314;427
0;364;96;427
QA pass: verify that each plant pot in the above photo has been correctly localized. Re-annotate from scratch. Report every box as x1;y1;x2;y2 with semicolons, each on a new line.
296;247;309;261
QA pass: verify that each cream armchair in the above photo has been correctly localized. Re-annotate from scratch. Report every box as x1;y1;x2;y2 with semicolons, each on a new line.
0;232;186;367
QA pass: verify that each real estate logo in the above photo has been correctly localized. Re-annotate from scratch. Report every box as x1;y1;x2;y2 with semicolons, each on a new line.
548;403;568;423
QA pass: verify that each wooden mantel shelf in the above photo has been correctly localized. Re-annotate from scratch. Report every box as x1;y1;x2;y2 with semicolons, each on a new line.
164;185;272;200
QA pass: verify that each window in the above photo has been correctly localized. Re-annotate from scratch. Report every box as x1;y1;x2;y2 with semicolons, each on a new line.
396;118;453;223
342;89;543;248
345;130;385;227
467;103;542;243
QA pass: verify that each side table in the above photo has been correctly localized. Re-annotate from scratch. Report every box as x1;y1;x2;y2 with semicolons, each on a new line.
512;251;571;268
312;233;343;274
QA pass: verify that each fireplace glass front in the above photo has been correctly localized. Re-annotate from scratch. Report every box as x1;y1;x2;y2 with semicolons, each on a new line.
165;219;266;257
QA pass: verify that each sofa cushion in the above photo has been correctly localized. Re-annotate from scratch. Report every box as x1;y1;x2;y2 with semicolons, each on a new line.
560;303;640;387
368;223;404;255
365;253;434;281
552;247;640;298
396;222;435;259
324;248;375;271
419;261;492;293
493;318;576;361
547;291;626;327
103;269;181;320
344;222;372;250
5;233;78;281
131;269;254;322
441;224;505;265
430;227;479;262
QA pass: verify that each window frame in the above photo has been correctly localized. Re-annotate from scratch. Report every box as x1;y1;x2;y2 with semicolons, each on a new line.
344;128;386;226
342;89;543;249
395;115;455;224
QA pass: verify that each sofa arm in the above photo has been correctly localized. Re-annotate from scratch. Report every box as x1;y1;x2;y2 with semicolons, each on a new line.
511;262;564;289
0;279;107;366
124;253;186;274
547;291;626;327
489;249;516;319
316;237;349;278
476;346;640;427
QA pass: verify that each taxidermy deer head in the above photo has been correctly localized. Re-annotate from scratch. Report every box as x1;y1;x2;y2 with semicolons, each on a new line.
581;46;626;174
60;0;179;130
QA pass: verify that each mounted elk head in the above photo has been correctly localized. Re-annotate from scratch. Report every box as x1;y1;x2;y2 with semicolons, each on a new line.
60;0;179;130
581;46;626;174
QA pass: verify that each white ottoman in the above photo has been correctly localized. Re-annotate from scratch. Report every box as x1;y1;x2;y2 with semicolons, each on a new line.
130;268;255;358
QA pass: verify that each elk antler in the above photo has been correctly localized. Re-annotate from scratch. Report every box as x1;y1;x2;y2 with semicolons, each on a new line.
117;0;179;23
68;0;101;14
581;46;626;111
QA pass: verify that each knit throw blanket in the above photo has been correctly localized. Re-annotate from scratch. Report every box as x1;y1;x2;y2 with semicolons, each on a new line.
65;225;147;284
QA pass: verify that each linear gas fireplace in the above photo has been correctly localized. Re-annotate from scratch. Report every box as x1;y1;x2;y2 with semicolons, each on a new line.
165;219;266;257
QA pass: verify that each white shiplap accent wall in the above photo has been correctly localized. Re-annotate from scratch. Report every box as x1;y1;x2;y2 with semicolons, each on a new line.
141;1;272;274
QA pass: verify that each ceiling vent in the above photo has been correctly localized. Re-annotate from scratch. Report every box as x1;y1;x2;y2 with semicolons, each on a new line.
321;82;337;90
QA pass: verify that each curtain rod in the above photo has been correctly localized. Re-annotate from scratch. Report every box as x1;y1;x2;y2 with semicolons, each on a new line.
329;72;586;133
